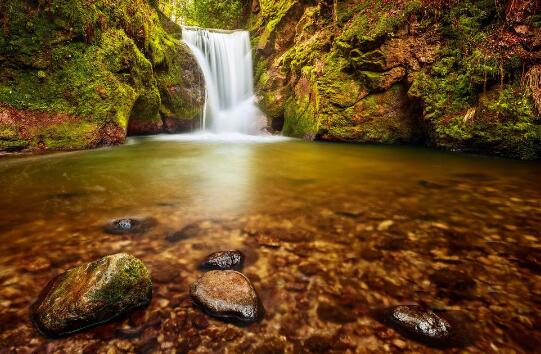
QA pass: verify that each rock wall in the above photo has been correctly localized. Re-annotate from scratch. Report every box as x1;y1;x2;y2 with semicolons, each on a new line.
249;0;541;159
0;0;204;152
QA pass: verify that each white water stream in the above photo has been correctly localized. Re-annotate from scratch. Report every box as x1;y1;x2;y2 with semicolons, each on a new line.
183;27;265;135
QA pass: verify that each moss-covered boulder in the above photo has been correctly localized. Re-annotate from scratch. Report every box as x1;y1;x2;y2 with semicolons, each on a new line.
250;0;541;159
30;253;152;338
0;0;204;152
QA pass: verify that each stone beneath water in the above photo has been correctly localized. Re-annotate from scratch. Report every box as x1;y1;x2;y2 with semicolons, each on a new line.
378;305;464;348
190;270;264;324
199;250;245;271
103;217;157;235
166;223;203;242
430;269;476;299
30;253;152;338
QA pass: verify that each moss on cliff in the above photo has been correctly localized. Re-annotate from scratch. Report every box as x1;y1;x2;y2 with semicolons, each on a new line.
251;0;541;159
0;0;204;152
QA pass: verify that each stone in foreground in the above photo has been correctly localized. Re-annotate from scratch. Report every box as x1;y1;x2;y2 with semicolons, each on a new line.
199;250;245;271
30;253;152;338
103;217;157;235
190;270;264;324
378;305;463;348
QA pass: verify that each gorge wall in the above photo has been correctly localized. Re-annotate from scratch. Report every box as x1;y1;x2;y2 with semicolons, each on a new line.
249;0;541;159
0;0;205;152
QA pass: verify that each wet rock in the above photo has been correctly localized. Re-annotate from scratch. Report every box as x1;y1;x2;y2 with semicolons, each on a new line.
378;236;407;251
298;262;321;276
378;305;461;348
317;302;357;323
104;217;157;235
191;314;209;329
30;253;152;338
515;247;541;274
190;270;264;324
360;249;383;261
418;180;447;189
256;234;281;248
335;210;363;218
166;223;203;242
150;262;180;283
303;335;333;353
253;342;285;354
430;269;476;299
199;250;244;271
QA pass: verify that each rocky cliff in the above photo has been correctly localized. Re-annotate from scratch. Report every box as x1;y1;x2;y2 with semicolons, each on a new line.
250;0;541;159
0;0;204;152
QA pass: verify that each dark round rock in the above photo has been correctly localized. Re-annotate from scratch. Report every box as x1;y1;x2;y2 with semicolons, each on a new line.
30;253;152;338
379;305;461;348
104;217;157;235
199;250;245;271
190;270;264;324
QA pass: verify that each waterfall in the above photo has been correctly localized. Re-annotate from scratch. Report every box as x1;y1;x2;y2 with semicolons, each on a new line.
183;27;265;135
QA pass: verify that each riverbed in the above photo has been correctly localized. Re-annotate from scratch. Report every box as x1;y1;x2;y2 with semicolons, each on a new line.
0;135;540;353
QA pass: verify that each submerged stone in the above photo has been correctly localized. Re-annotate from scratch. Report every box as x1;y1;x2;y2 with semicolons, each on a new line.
379;305;462;348
166;223;203;242
317;301;357;323
30;253;152;338
104;217;157;235
430;269;476;299
190;270;264;324
199;250;245;271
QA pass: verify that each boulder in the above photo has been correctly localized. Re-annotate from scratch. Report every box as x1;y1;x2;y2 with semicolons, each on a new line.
30;253;152;337
190;270;264;324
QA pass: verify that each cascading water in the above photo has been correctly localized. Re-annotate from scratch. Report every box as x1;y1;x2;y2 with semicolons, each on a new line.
183;27;265;135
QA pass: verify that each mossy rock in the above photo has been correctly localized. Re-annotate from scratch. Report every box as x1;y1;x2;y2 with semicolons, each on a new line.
30;253;152;338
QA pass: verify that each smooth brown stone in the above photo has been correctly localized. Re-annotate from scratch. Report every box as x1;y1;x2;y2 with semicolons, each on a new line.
190;270;264;324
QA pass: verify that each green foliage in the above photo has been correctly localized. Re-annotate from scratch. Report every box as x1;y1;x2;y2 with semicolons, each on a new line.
179;0;245;30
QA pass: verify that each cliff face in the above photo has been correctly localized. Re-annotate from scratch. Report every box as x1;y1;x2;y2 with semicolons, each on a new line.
250;0;541;159
0;0;204;152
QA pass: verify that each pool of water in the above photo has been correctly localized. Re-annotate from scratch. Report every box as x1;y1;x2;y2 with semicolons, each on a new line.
0;135;540;352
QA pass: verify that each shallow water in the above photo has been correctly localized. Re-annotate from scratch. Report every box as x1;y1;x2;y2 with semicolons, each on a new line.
0;136;540;353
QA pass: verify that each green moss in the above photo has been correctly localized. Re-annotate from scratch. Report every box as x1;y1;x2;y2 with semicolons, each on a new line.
283;96;318;139
431;87;541;159
0;126;28;151
91;255;151;305
0;0;203;150
42;121;99;150
336;1;420;52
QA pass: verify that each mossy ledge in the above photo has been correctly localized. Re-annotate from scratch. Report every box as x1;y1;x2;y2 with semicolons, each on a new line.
0;0;204;153
250;0;541;159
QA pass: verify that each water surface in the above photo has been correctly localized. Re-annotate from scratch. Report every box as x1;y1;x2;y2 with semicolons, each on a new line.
0;136;540;353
